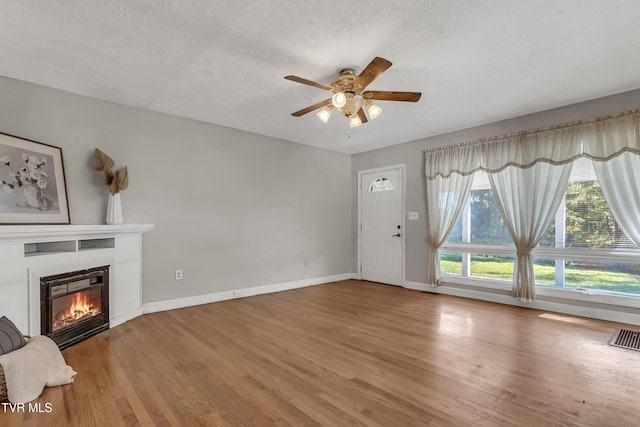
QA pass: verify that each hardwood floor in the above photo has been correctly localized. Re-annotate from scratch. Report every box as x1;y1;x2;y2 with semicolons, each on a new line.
3;280;640;426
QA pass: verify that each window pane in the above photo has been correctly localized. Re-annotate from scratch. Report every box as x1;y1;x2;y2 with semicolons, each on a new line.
447;171;512;244
440;252;462;275
470;255;514;281
532;258;556;285
565;180;635;248
547;157;638;250
440;252;514;281
469;189;512;243
447;220;462;242
369;177;394;192
564;261;640;294
538;221;556;247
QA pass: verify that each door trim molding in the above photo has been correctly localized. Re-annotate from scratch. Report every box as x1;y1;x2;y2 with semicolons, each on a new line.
357;164;406;285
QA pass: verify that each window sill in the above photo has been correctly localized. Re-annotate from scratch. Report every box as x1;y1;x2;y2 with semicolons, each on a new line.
535;285;640;309
441;274;640;309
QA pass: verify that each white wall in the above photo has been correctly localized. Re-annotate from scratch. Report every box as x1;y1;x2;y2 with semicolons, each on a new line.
0;76;352;304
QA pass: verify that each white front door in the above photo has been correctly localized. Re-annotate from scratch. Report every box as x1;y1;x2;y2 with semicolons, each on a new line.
360;167;403;286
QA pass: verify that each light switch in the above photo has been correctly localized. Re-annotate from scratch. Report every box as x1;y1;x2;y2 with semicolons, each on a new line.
408;211;419;220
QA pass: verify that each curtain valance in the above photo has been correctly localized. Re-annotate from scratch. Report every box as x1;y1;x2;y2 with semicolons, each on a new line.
425;108;640;180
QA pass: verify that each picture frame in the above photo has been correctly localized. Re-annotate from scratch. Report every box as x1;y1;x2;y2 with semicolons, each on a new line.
0;132;70;224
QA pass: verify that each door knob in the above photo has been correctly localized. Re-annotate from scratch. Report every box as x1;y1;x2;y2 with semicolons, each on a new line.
392;233;401;237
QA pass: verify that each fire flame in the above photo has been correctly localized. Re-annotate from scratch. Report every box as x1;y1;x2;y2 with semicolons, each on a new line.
53;291;101;331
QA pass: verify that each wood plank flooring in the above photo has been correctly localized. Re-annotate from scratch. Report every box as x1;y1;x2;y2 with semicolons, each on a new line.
3;280;640;426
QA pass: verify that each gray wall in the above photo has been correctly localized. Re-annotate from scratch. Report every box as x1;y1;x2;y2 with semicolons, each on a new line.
0;77;352;304
351;89;640;283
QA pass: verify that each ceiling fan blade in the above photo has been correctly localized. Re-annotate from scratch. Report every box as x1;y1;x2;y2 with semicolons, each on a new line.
363;90;422;102
291;99;332;117
285;75;333;91
357;107;368;124
352;57;392;91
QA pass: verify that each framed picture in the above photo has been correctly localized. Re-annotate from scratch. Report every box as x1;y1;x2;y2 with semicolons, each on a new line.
0;132;70;224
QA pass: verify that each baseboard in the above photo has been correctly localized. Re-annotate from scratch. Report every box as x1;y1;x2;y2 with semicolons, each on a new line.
350;273;360;280
404;281;640;326
404;281;433;291
110;307;144;328
143;273;352;314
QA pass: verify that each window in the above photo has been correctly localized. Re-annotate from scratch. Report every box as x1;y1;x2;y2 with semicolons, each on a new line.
368;177;394;192
441;159;640;295
447;171;512;245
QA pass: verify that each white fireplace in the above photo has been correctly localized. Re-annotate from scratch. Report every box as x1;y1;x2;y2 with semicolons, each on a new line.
0;224;154;336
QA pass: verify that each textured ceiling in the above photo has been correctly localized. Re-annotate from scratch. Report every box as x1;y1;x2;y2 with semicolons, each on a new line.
1;1;640;154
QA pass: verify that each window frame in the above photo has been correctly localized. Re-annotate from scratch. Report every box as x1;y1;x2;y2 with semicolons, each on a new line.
440;156;640;303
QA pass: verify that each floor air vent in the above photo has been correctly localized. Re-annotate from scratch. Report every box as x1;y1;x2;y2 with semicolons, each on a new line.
609;329;640;351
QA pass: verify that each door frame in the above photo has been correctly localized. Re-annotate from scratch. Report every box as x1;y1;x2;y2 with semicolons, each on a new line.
357;164;406;286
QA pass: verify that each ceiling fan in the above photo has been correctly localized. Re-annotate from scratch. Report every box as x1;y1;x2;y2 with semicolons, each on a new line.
285;57;421;128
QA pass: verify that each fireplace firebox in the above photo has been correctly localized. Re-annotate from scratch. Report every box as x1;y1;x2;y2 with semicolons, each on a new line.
40;265;110;349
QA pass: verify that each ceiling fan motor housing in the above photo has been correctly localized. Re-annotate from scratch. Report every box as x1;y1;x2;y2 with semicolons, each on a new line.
331;69;362;116
331;69;358;92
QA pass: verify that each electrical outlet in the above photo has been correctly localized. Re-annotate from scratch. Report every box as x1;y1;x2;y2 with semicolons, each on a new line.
175;269;183;280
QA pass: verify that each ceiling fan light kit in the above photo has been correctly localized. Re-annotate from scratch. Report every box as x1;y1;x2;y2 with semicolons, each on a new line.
349;114;363;128
285;57;421;129
316;106;333;123
365;100;382;120
332;92;347;108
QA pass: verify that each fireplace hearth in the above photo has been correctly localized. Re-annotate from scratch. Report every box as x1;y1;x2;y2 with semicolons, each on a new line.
40;266;110;349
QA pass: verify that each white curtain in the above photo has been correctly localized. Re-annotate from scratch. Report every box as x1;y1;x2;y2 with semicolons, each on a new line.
582;111;640;160
425;173;473;285
488;162;573;301
424;107;640;299
585;111;640;247
425;144;477;285
593;152;640;247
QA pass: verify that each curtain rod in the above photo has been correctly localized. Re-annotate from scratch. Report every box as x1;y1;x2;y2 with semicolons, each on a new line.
424;107;640;154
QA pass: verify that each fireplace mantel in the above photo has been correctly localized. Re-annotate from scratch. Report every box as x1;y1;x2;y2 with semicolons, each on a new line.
0;224;154;336
0;224;154;242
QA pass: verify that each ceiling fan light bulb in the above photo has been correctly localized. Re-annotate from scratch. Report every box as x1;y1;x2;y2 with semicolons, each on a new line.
366;101;382;119
349;114;363;128
316;106;332;123
332;92;347;108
